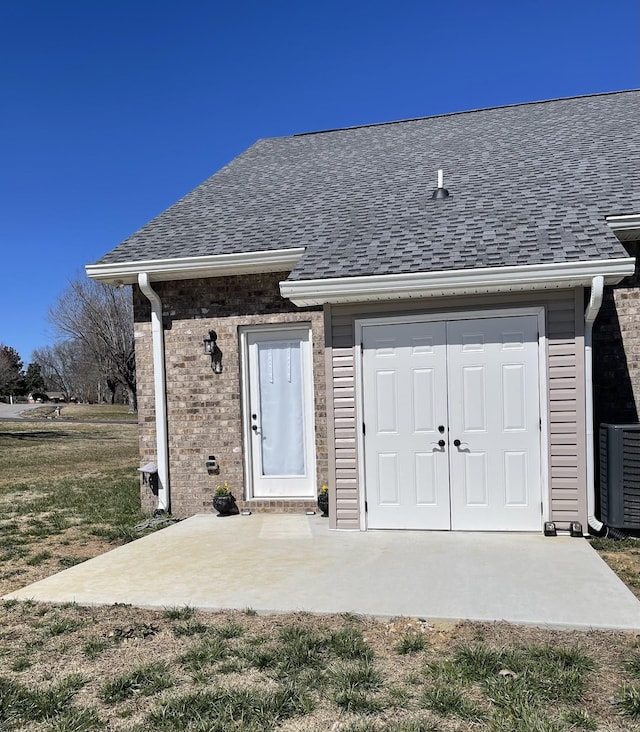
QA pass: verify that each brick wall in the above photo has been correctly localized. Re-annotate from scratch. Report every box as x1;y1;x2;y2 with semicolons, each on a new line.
133;272;326;517
593;241;640;430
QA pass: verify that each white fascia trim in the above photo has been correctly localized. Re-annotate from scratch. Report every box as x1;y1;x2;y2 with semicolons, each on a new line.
85;248;306;285
280;258;636;306
606;213;640;233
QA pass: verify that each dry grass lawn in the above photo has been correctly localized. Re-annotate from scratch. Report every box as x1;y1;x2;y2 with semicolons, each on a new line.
24;403;138;422
2;415;640;731
0;418;140;596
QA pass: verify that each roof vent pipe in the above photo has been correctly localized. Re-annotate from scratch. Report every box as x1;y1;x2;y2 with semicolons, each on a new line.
432;168;450;199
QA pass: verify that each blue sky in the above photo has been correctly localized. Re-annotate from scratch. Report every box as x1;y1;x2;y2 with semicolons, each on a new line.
1;0;638;365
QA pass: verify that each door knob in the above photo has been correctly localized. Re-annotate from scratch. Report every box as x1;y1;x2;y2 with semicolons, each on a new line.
453;439;461;447
438;439;445;447
252;425;258;432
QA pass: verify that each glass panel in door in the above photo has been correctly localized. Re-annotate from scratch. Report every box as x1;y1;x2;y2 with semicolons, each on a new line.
257;340;305;476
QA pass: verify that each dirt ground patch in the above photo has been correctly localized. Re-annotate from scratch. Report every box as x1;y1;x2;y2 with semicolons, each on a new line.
1;602;640;731
0;526;116;597
592;537;640;602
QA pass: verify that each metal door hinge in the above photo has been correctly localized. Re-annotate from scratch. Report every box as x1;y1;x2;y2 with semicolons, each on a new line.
362;423;366;436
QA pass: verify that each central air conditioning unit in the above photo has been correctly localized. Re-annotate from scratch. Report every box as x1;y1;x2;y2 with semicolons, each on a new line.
599;423;640;529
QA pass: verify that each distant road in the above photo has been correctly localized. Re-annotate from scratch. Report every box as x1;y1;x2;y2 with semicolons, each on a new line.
0;403;42;419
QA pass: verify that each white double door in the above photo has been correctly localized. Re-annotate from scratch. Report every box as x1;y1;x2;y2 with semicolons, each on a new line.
363;315;542;531
244;327;316;498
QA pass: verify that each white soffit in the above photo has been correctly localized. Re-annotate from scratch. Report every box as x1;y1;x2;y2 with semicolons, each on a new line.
85;248;306;285
280;258;636;306
606;214;640;242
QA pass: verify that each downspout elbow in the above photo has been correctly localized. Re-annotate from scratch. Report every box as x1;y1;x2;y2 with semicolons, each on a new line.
584;275;604;534
138;273;170;514
585;275;604;327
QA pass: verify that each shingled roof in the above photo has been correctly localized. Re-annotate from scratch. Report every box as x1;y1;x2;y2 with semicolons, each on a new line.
92;91;639;283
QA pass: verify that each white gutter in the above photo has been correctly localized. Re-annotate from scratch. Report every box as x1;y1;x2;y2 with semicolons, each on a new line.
87;248;305;285
280;258;635;306
138;273;170;514
584;275;604;534
606;213;640;243
606;213;640;234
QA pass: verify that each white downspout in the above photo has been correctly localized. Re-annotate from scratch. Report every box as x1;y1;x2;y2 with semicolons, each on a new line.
138;273;170;513
584;275;604;533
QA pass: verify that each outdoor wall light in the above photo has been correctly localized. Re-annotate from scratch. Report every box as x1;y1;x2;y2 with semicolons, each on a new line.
205;455;220;475
203;330;223;373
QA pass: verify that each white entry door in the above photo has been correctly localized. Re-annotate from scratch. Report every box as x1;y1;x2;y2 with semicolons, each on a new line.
362;315;542;531
245;328;316;498
446;317;541;531
363;321;450;529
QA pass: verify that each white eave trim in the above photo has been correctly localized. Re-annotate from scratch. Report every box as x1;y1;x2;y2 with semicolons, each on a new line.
280;258;636;306
85;248;306;285
606;213;640;242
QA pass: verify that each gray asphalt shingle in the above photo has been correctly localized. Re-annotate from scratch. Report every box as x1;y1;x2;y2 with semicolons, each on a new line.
93;91;639;281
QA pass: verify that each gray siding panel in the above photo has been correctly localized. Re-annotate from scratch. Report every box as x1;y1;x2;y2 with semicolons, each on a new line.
573;288;588;526
546;289;585;526
324;306;338;527
327;308;359;528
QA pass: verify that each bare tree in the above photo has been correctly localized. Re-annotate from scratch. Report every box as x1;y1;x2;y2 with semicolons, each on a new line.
47;278;137;410
33;343;79;401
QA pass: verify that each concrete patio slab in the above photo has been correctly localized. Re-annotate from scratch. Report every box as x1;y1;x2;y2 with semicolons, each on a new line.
5;514;640;630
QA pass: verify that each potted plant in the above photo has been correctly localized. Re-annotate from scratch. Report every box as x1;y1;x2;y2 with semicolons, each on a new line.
317;484;329;517
213;482;235;517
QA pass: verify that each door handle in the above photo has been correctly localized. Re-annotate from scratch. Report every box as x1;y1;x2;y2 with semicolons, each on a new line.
438;439;445;447
453;439;461;447
252;425;259;432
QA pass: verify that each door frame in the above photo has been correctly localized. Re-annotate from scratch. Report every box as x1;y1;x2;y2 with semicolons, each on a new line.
239;323;317;500
354;307;549;531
